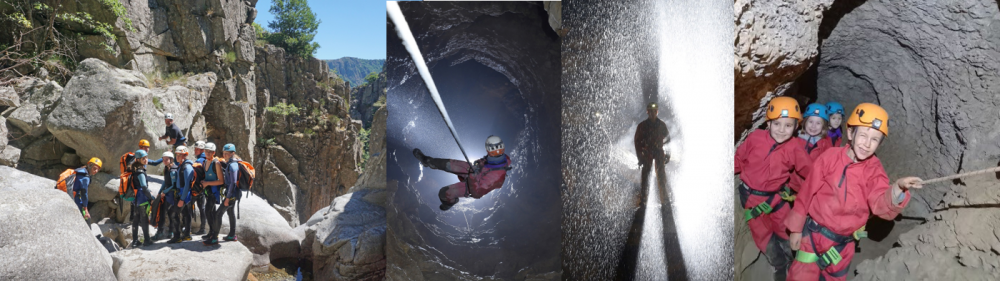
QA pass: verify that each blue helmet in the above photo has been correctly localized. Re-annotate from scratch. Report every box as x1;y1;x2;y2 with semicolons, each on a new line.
803;103;829;122
826;102;845;116
134;149;148;159
223;143;236;152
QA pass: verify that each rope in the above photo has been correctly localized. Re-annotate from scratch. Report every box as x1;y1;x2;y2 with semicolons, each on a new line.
919;166;1000;185
387;2;473;167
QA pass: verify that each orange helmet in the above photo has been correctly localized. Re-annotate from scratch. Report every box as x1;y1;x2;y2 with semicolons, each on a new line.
138;139;150;147
846;103;889;136
765;96;802;121
87;157;103;169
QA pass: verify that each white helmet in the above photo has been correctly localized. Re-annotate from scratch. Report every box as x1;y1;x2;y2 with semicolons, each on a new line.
174;146;188;154
195;141;206;149
165;113;174;120
205;142;216;152
486;135;504;157
162;151;175;159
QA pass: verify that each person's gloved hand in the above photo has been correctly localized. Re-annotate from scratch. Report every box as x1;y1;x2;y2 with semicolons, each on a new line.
472;163;482;175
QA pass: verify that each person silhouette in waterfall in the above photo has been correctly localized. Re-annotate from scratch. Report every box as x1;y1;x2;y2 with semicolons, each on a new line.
634;102;670;207
412;136;512;211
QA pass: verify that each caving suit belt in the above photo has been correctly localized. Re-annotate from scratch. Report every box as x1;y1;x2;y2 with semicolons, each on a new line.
739;182;788;222
795;217;868;279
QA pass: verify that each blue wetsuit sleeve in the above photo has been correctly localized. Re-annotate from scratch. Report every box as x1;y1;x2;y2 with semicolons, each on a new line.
181;165;193;203
74;176;90;211
148;158;163;166
225;162;239;199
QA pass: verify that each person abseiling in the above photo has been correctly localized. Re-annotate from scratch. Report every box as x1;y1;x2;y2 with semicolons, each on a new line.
412;135;512;211
204;143;242;245
784;103;922;281
73;157;102;223
825;102;846;147
634;102;670;206
127;149;154;248
198;142;224;238
799;103;833;160
158;113;186;149
734;96;813;281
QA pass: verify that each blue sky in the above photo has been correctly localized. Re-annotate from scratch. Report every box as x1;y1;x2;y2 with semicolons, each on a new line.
254;0;399;60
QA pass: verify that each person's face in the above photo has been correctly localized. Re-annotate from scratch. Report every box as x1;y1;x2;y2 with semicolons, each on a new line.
804;116;825;136
829;113;843;129
647;108;658;120
848;126;884;161
87;164;99;175
163;157;174;167
139;157;148;165
206;150;215;159
224;151;234;159
165;119;172;126
195;148;203;155
140;146;150;152
768;118;796;143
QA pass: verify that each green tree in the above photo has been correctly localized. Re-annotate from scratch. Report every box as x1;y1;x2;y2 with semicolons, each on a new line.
266;0;320;58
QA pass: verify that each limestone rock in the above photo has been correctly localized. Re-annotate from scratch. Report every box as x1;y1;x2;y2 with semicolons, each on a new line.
734;0;835;141
815;0;1000;218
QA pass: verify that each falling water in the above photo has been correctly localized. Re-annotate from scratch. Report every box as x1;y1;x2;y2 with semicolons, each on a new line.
561;0;732;280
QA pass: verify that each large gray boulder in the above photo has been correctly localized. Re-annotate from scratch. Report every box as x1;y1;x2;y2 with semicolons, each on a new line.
218;192;303;267
7;77;63;136
0;169;115;280
46;58;214;175
111;240;253;280
301;189;387;281
0;166;54;191
45;58;158;175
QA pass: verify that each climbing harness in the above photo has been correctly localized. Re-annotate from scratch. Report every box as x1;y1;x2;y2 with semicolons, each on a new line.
794;217;867;279
739;182;787;222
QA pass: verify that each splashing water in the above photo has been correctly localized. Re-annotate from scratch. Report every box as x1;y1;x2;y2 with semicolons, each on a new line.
387;1;472;165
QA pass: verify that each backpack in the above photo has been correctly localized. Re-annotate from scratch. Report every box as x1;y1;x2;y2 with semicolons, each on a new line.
56;168;78;198
118;171;136;201
226;159;255;219
226;159;255;196
120;152;136;173
190;162;206;196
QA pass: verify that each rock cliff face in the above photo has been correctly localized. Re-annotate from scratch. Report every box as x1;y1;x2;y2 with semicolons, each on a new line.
349;71;386;129
1;1;382;279
734;0;835;142
2;0;363;230
735;0;1000;280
